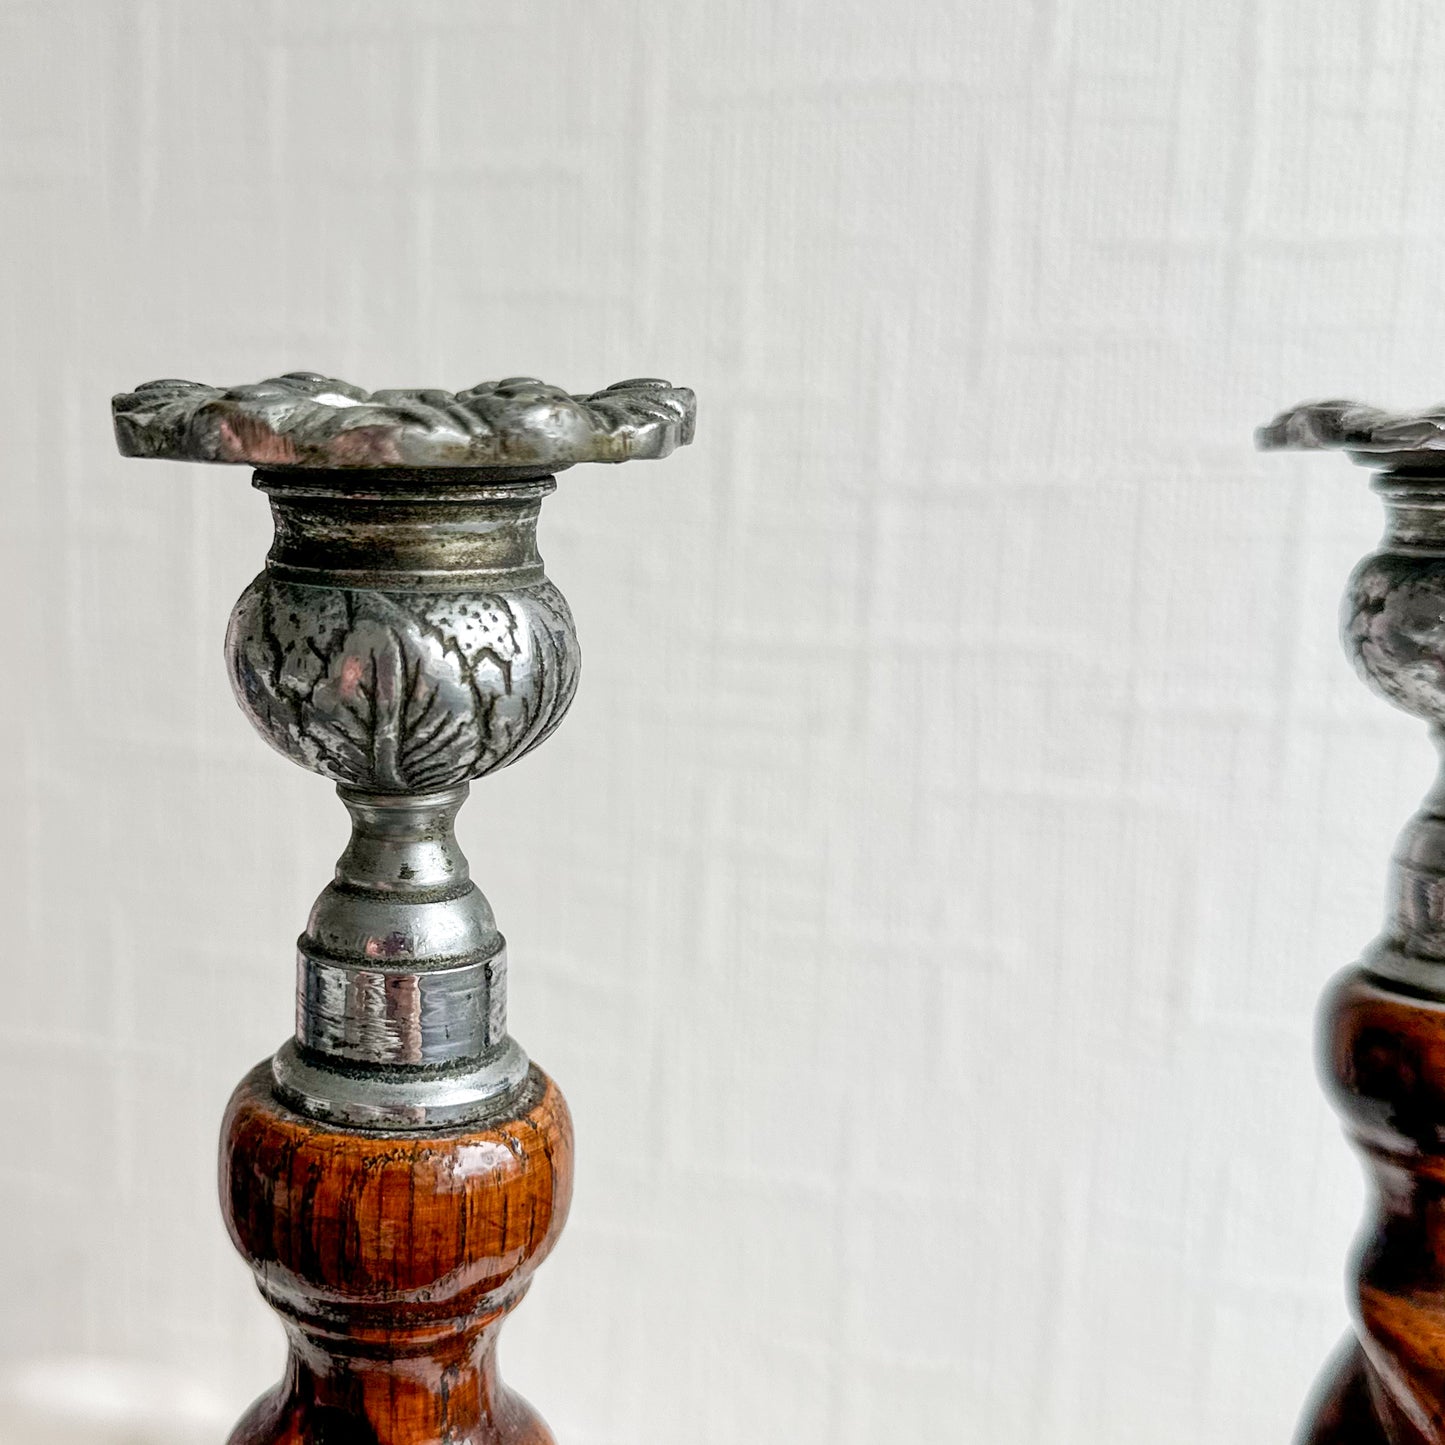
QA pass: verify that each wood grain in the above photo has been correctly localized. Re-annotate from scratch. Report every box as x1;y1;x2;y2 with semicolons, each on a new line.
220;1061;573;1444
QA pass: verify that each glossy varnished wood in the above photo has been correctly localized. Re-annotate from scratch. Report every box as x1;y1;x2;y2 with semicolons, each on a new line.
221;1061;573;1445
1302;968;1445;1444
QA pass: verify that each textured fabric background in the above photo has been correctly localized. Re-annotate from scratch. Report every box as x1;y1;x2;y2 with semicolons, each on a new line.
0;1;1438;1440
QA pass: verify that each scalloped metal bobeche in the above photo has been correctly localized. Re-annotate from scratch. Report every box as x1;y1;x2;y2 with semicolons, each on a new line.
112;372;696;470
1257;399;1445;470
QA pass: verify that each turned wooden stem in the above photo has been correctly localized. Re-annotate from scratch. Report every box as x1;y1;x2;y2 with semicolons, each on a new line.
1298;971;1445;1445
223;1064;573;1444
238;1332;552;1445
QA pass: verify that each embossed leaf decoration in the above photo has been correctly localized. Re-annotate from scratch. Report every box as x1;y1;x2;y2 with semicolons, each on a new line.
309;598;483;791
228;580;582;791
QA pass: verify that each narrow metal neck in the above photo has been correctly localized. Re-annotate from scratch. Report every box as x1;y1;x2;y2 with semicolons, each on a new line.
332;787;476;896
272;784;528;1128
259;478;552;591
1364;731;1445;996
1375;474;1445;551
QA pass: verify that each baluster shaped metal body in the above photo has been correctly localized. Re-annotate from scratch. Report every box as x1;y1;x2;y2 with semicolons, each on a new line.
112;374;695;1443
1261;405;1445;1444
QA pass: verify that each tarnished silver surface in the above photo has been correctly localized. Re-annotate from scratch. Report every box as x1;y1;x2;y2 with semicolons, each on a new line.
295;787;508;1068
228;577;579;792
1258;398;1445;470
270;1039;530;1130
1261;402;1445;995
113;372;695;469
112;370;696;1127
298;953;507;1063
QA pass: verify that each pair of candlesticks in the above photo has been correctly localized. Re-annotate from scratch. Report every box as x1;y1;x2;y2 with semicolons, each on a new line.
107;371;1445;1443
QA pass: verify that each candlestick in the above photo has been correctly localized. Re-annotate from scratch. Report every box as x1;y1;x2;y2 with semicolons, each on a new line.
112;371;696;1444
1260;398;1445;1445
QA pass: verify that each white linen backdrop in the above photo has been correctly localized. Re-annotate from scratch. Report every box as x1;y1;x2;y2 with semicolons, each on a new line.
0;1;1434;1440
